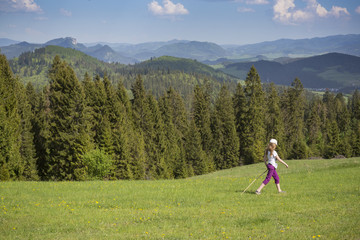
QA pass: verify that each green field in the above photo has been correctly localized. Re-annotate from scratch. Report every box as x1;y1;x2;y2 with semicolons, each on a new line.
1;158;359;239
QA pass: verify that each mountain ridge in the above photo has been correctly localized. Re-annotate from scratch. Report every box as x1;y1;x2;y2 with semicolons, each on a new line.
220;52;360;92
1;34;359;64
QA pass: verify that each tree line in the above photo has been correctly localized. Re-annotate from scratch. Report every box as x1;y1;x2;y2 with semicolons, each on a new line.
1;54;360;181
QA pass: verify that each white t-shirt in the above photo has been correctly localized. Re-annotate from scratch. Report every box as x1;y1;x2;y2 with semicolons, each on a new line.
267;150;278;168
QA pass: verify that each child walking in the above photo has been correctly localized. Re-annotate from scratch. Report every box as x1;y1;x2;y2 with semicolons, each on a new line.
255;139;288;195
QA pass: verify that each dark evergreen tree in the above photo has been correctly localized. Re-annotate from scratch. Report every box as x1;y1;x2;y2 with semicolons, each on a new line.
333;93;352;157
324;120;340;158
92;75;109;151
34;86;51;180
116;81;146;179
185;119;208;175
242;66;266;164
350;90;360;156
146;95;169;179
233;83;247;164
131;75;169;179
281;78;307;159
351;90;360;120
265;83;285;157
17;82;38;180
47;56;90;180
159;92;184;178
350;119;360;156
212;85;240;169
193;85;213;158
103;74;132;179
306;97;325;156
0;54;21;180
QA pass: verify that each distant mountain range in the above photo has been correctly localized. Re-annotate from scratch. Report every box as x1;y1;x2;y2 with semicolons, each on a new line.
1;34;360;64
0;38;19;47
223;34;360;59
220;52;360;91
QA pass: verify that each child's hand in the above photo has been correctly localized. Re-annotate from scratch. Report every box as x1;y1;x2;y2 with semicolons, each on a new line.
285;164;289;168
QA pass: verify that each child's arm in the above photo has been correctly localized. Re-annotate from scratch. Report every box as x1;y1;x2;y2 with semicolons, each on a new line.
276;155;289;168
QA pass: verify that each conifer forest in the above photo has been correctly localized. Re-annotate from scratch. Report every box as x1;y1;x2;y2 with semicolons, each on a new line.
1;53;360;181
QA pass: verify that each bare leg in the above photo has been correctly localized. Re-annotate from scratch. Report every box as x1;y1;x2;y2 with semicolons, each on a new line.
276;183;282;192
256;183;266;193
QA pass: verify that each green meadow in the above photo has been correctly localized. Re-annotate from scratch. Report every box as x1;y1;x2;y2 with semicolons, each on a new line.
1;158;359;240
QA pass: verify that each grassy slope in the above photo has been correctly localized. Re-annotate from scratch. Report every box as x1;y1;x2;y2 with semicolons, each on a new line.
1;158;359;239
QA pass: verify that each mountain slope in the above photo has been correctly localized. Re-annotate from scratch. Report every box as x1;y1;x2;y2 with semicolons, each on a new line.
0;38;20;47
152;41;226;61
220;52;360;91
0;41;42;59
130;56;239;86
224;34;360;58
84;45;137;64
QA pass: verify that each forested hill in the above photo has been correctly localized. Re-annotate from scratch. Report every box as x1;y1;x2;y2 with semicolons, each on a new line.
133;56;236;82
220;52;360;92
8;45;238;108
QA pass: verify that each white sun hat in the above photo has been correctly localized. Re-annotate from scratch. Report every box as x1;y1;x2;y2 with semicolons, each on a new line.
269;139;278;145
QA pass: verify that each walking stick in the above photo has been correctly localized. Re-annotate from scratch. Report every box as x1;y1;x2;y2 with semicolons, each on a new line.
242;169;267;195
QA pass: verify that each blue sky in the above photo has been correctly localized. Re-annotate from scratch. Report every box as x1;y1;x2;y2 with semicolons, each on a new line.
0;0;359;45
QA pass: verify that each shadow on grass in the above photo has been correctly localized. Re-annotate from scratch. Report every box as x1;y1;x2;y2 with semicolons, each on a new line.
235;190;258;194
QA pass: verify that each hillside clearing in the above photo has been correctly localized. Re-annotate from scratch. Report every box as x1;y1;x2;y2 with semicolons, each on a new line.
1;158;359;239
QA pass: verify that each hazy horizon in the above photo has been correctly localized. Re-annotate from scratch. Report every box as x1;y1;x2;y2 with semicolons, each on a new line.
1;0;360;45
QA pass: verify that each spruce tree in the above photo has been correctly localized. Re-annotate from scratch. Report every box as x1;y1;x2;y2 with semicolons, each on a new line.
34;86;51;180
131;75;169;179
264;83;285;157
0;54;21;180
159;93;183;178
212;85;240;169
243;66;266;164
351;90;360;120
193;85;213;160
281;78;307;159
185;119;208;175
92;75;109;151
146;95;170;179
350;90;360;156
324;120;340;158
116;81;146;179
103;74;132;179
334;93;352;157
47;56;90;180
17;82;38;180
233;83;247;164
306;97;324;156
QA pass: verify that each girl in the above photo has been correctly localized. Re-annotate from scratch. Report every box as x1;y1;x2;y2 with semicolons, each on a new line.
255;139;288;195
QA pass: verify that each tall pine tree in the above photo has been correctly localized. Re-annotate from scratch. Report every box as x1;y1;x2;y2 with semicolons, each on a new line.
47;56;91;180
281;78;307;159
242;66;266;164
212;85;240;169
0;54;21;180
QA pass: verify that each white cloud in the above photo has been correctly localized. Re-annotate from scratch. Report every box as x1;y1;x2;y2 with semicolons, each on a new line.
315;4;327;17
273;0;350;24
356;6;360;14
329;6;349;18
35;16;48;21
237;7;255;12
0;0;42;13
233;0;269;4
237;7;255;13
60;8;72;17
245;0;269;5
148;0;189;16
